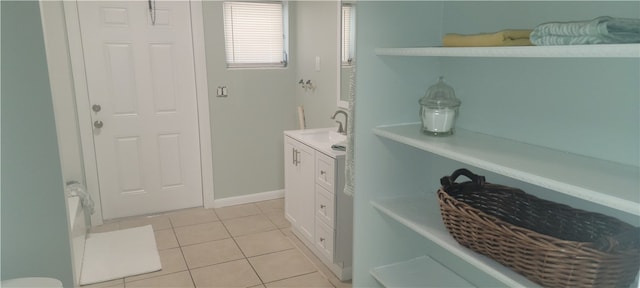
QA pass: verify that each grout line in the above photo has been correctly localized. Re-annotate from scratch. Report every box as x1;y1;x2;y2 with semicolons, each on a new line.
172;226;197;288
212;203;262;221
240;208;334;286
123;270;191;286
177;236;232;249
282;228;342;287
263;210;284;229
174;224;233;248
167;211;175;229
245;247;297;259
96;199;341;288
186;257;250;272
171;218;223;229
217;214;268;286
121;247;188;284
260;271;331;287
226;227;280;238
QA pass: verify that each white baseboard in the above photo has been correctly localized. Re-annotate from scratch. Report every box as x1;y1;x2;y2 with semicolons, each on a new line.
212;189;284;208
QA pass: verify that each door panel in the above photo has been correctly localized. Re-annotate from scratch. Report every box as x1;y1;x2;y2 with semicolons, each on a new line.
158;133;183;188
106;44;138;115
78;1;202;219
149;44;177;113
115;136;145;194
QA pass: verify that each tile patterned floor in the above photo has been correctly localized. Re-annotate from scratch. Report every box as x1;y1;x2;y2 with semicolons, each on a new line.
83;199;352;288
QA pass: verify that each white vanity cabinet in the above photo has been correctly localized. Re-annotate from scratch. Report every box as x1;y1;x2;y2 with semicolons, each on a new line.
284;137;315;243
284;129;352;281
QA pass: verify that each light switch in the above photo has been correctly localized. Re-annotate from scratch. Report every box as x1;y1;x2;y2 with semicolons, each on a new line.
216;86;228;97
315;56;321;71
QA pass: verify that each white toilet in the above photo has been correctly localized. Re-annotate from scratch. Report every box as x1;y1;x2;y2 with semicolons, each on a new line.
1;277;63;287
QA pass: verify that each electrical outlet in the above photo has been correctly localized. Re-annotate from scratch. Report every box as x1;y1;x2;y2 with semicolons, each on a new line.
216;86;228;97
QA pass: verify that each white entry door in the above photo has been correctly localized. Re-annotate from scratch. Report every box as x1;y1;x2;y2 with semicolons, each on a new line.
77;1;203;220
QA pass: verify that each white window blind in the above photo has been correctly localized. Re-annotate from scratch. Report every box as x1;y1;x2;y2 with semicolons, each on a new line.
223;1;286;68
341;4;354;65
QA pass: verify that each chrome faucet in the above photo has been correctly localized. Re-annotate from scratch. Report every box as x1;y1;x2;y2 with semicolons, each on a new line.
331;110;348;135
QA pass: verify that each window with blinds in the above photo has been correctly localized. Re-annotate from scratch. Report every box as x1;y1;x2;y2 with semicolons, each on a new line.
341;4;354;66
223;1;287;68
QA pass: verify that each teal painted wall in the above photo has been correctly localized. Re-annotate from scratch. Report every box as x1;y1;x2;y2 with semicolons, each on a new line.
352;1;640;287
1;1;74;287
352;3;444;286
202;2;298;200
202;2;342;200
295;1;342;129
441;1;640;166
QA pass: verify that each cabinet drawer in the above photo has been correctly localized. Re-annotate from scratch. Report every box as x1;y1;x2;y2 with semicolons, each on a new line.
316;153;335;191
315;218;334;262
315;185;335;228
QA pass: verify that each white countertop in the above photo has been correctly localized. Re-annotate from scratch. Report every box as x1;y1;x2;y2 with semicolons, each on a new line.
284;127;347;158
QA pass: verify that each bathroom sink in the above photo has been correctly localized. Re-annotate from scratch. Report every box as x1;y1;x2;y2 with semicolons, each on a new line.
298;129;346;144
284;128;347;156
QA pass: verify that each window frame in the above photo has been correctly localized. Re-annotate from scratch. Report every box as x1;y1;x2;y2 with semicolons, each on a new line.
341;3;355;67
222;1;289;69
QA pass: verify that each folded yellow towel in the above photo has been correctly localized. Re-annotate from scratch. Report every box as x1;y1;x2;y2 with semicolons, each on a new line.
442;30;533;47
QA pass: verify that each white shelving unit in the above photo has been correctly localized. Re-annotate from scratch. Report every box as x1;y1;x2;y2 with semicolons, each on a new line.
363;41;639;287
370;197;540;287
370;255;475;287
373;123;640;216
375;44;640;58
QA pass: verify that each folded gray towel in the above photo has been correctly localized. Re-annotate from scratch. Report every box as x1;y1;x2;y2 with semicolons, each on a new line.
531;16;640;45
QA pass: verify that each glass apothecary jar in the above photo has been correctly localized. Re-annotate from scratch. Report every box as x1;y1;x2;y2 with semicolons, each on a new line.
419;76;461;136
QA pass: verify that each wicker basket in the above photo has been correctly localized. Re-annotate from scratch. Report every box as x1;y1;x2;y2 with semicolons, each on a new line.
437;168;640;288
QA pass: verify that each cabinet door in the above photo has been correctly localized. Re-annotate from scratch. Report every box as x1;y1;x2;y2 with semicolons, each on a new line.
296;142;316;243
283;136;315;243
284;137;298;228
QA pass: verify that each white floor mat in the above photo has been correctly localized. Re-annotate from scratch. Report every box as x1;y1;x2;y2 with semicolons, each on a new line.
80;225;161;285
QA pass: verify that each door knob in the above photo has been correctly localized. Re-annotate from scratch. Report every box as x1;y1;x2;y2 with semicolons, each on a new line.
94;120;104;128
92;104;102;112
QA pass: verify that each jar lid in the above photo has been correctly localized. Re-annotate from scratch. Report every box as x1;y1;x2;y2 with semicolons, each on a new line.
419;76;461;109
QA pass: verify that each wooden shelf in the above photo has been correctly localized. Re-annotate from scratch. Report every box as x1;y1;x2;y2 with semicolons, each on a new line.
375;44;640;58
373;123;640;216
371;197;540;287
371;255;474;288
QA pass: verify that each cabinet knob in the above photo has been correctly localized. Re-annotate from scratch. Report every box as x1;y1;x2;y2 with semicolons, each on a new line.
320;204;326;209
320;170;326;175
320;237;325;242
